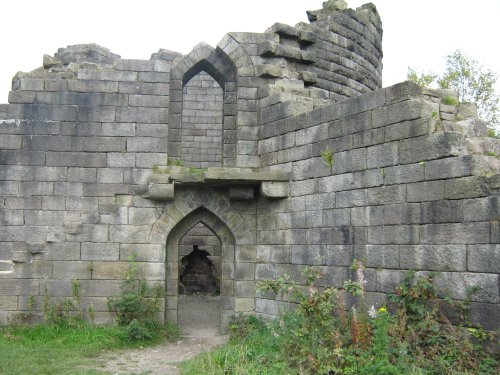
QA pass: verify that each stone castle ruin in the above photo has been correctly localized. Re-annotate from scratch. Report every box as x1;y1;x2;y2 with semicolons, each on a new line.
0;0;498;333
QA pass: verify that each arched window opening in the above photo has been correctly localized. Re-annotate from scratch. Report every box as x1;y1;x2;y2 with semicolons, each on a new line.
180;71;223;168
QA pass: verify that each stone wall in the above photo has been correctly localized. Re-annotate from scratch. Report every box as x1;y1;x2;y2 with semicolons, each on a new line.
255;82;500;330
0;0;498;334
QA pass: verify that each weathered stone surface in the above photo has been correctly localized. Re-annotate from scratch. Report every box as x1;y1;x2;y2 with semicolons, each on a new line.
260;181;289;198
0;3;498;337
148;183;174;200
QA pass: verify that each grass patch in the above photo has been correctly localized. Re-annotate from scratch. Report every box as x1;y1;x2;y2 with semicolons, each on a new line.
0;323;165;375
181;315;291;374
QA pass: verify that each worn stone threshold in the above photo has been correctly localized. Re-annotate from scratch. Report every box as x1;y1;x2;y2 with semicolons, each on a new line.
146;166;290;201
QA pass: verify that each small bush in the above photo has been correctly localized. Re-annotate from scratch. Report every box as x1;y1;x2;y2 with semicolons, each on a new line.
106;255;178;342
107;255;163;326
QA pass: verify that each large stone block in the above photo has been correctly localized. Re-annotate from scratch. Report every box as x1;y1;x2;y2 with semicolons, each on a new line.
0;150;46;166
383;203;420;225
383;163;424;185
368;225;419;245
334;148;367;173
354;244;400;268
109;225;150;243
77;106;115;122
463;197;500;222
0;135;22;150
407;180;444;202
420;223;490;244
366;141;398;168
318;173;354;193
375;269;407;293
420;200;463;224
52;261;91;279
385;118;434;142
0;279;40;296
367;185;406;205
81;242;119;261
400;245;466;271
67;167;96;183
445;176;489;199
467;244;500;273
432;272;499;303
372;99;438;128
399;133;467;164
46;152;106;167
336;189;367;208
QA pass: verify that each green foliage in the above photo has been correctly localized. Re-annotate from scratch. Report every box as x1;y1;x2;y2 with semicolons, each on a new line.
124;318;153;341
487;127;500;138
185;263;499;374
408;50;500;125
187;166;206;175
107;256;163;326
407;67;437;88
390;271;498;373
442;95;459;106
40;278;85;327
320;149;334;166
107;255;169;342
167;159;184;167
439;50;499;124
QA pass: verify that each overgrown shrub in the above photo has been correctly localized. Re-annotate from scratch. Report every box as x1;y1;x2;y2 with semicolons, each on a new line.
107;255;170;341
185;261;498;374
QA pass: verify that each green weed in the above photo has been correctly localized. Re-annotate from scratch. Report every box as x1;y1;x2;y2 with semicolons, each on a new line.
442;95;459;106
320;149;334;166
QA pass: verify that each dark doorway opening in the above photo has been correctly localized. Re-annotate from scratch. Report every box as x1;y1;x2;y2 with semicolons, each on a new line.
179;245;219;295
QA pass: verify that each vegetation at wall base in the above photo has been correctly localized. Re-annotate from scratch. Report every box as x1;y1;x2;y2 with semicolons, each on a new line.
107;254;170;342
0;255;180;375
181;263;499;375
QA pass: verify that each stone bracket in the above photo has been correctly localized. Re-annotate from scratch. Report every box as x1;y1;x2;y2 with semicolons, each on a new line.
145;167;290;201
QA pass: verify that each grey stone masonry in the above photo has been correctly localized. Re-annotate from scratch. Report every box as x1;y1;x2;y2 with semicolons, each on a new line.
181;72;223;167
0;0;498;337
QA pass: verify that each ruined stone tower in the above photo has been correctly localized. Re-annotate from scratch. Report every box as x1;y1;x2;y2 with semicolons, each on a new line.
0;0;498;333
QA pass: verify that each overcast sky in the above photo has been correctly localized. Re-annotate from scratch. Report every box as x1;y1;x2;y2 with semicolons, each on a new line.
0;0;499;104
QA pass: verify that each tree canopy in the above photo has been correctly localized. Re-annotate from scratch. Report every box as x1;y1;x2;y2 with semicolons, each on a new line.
407;50;499;127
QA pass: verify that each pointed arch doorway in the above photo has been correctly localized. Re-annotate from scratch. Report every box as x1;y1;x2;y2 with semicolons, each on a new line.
165;207;235;334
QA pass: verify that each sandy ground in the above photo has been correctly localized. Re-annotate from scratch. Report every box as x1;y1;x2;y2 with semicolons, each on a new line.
87;295;225;375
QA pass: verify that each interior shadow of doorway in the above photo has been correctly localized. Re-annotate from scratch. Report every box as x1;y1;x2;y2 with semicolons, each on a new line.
177;223;221;337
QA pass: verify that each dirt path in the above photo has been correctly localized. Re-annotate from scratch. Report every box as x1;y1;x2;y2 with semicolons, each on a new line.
87;295;225;375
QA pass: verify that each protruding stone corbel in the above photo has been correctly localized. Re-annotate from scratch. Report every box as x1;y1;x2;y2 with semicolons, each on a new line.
260;181;290;199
